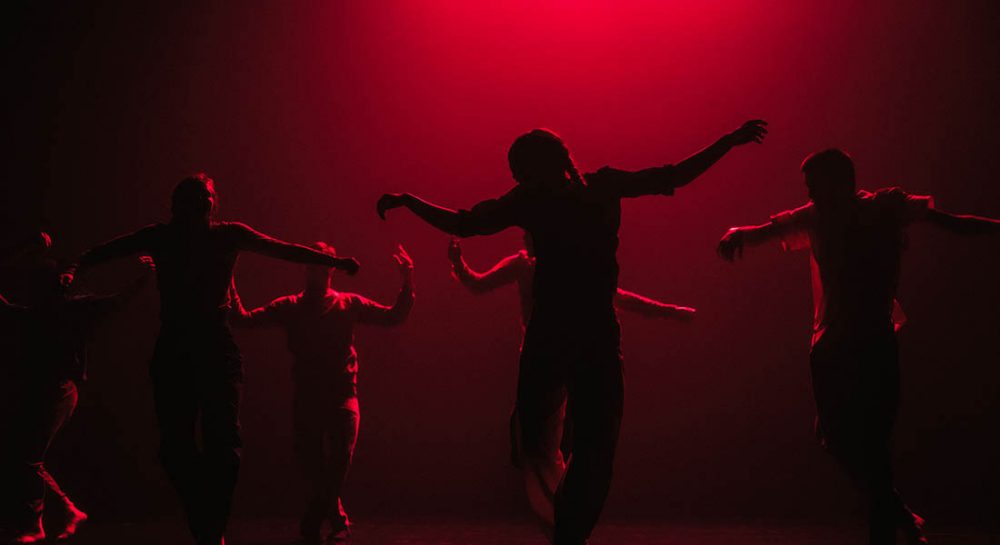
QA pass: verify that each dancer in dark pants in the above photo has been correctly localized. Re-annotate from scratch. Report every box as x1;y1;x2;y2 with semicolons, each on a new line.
447;234;694;528
377;120;766;545
60;174;359;545
0;238;152;544
717;148;1000;545
229;243;414;545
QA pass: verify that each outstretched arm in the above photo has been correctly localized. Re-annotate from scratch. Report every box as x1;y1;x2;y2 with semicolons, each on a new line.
672;120;768;189
377;188;522;237
354;245;415;326
615;288;696;321
78;256;156;319
599;120;768;198
447;239;523;294
232;223;359;275
62;225;159;287
923;208;1000;236
717;222;785;261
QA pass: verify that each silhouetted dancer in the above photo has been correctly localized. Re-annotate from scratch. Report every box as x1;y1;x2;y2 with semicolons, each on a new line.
228;243;414;545
59;174;359;545
0;240;153;544
377;121;766;545
717;149;1000;545
447;234;694;528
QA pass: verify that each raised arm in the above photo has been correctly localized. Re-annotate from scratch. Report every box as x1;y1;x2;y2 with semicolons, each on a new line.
595;120;768;198
227;280;291;328
231;223;359;274
615;288;696;321
353;245;415;326
377;188;522;237
923;208;1000;236
62;225;159;287
447;239;524;294
672;120;768;189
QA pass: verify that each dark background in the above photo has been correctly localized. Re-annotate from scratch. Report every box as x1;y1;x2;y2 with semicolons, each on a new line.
3;0;998;527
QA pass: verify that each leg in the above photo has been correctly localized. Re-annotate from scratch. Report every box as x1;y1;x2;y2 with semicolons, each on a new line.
152;363;204;541
197;365;243;545
515;338;569;530
6;381;79;543
553;325;624;545
325;405;360;540
294;393;331;543
812;335;924;545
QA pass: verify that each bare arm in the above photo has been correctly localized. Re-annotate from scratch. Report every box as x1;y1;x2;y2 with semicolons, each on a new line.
354;246;415;326
672;120;768;189
377;189;522;237
227;282;289;328
614;288;696;321
63;225;159;287
232;223;359;274
717;222;785;261
447;239;523;294
923;208;1000;236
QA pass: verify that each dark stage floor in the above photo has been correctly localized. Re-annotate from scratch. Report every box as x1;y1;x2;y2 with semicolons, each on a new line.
62;517;997;545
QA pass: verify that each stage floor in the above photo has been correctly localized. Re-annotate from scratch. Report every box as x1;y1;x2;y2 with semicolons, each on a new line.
63;517;996;545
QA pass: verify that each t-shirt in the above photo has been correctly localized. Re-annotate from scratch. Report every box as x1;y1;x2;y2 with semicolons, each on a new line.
770;187;933;346
451;165;677;322
244;288;414;404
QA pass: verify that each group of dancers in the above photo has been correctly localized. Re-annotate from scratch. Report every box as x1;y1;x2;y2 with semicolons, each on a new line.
2;119;999;545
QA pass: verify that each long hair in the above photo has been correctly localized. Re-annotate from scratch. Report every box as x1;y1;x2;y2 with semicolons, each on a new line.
507;129;586;189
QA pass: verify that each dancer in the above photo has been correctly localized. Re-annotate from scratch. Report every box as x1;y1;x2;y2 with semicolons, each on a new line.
60;174;359;545
447;234;694;526
1;241;153;544
717;148;1000;545
228;243;414;545
377;120;766;545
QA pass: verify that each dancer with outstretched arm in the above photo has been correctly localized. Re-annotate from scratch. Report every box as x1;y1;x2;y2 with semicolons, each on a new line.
717;148;1000;545
447;233;693;528
377;120;766;545
228;243;414;545
60;174;359;545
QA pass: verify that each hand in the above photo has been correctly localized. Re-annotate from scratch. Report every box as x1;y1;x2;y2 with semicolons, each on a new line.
447;238;462;265
394;244;414;282
377;193;408;220
59;265;77;289
138;255;156;274
337;257;361;276
726;119;768;146
717;228;746;262
37;232;52;251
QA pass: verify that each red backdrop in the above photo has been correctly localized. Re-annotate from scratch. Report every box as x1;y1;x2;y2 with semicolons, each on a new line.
3;0;999;525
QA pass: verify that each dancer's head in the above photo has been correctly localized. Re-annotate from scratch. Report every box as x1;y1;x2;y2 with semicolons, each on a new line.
508;129;585;190
801;149;856;208
171;173;217;226
305;241;336;293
